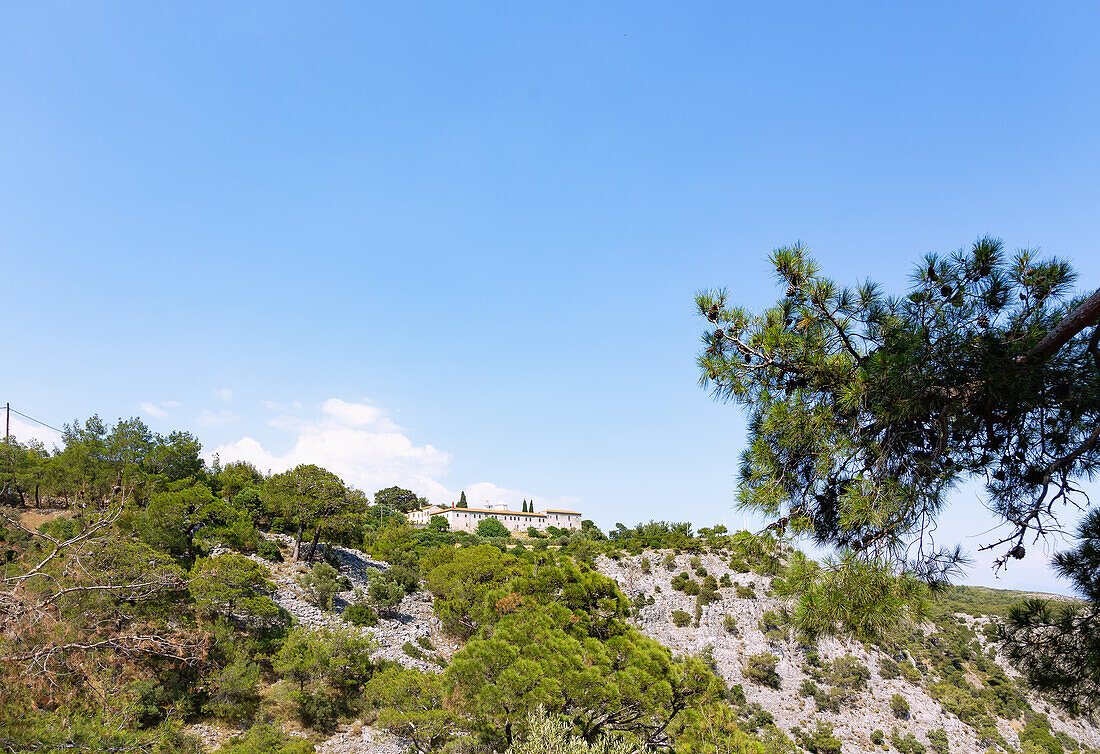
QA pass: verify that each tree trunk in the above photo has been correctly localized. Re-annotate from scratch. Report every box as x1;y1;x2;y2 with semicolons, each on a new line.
293;521;303;562
307;523;323;563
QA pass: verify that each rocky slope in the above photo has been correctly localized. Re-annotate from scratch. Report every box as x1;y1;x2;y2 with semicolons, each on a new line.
194;536;457;753
260;533;458;672
597;551;1100;754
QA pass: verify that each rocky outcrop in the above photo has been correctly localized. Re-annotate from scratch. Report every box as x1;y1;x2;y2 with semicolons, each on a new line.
597;551;1100;754
261;534;458;672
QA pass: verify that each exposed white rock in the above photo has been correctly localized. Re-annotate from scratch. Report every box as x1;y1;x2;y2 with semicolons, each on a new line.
596;551;1100;754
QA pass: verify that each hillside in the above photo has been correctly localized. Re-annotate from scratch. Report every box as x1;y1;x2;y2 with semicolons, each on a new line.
178;536;1100;754
597;551;1099;754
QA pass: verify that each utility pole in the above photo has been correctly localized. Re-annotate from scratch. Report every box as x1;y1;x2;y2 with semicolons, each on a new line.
4;402;10;495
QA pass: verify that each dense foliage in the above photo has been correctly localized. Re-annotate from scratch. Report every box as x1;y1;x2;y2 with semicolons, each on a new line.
0;416;804;753
696;238;1100;708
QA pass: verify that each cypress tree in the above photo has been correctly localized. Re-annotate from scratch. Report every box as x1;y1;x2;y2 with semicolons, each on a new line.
458;491;468;509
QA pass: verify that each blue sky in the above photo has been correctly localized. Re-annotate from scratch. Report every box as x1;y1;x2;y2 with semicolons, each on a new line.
3;2;1099;592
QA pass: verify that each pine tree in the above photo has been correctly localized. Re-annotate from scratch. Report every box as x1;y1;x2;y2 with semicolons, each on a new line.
458;491;468;509
1000;509;1100;718
696;238;1100;654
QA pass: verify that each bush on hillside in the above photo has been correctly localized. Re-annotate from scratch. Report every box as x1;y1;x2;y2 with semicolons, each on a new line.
215;724;314;754
797;721;842;754
257;540;283;561
825;655;871;690
743;653;781;689
342;603;377;627
477;518;511;538
297;562;340;610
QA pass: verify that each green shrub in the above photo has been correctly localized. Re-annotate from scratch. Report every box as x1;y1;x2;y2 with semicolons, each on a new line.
689;556;702;571
639;556;652;574
743;652;781;689
719;573;732;588
385;563;420;594
825;655;870;690
297;562;340;610
402;641;425;660
735;583;756;599
927;728;949;754
1018;714;1066;754
722;613;738;634
39;517;81;541
216;724;315;754
416;635;435;651
870;729;885;746
814;687;854;713
672;610;692;627
891;693;910;719
367;570;405;618
729;557;751;573
798;721;842;754
257;540;283;561
663;553;677;571
342;603;377;626
506;708;637;754
476;517;511;538
891;729;926;754
203;653;261;721
798;679;818;697
898;659;922;683
759;610;789;643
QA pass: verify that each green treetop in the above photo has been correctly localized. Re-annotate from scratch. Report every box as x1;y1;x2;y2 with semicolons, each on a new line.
696;238;1099;641
265;464;350;561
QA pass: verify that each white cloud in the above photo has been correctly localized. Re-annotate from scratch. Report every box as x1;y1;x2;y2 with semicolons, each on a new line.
462;481;581;513
8;417;63;450
213;388;234;403
139;400;182;419
320;398;398;431
196;408;239;427
140;402;169;418
216;404;451;499
214;398;576;511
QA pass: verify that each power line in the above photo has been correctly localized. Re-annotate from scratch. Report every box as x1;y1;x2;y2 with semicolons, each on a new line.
4;405;65;434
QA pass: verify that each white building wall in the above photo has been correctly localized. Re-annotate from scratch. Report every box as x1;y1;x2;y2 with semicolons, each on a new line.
408;506;581;535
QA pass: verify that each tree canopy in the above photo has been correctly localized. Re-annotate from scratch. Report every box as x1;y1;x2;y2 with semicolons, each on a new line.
696;237;1100;702
697;238;1098;574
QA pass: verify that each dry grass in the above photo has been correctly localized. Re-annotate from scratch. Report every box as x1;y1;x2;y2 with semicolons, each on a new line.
15;508;69;531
